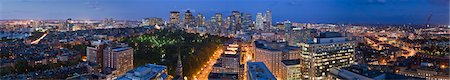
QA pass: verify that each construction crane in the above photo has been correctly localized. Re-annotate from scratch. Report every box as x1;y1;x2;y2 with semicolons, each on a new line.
426;13;432;27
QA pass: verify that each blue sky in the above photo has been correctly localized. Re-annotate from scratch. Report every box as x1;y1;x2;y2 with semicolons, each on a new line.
0;0;448;24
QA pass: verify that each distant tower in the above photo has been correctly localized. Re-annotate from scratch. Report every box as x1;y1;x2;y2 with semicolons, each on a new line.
64;18;74;31
169;11;180;27
195;13;205;27
264;10;272;31
256;13;265;31
215;13;223;25
103;18;114;27
230;11;242;35
183;10;194;28
426;13;432;27
242;13;253;30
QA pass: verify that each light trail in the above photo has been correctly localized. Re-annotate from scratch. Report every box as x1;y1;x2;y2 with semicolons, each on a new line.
31;32;48;44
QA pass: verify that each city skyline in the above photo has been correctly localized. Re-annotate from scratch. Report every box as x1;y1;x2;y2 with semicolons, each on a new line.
1;0;449;80
1;0;449;25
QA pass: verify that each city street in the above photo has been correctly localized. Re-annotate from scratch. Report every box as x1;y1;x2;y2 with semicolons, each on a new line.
194;48;223;80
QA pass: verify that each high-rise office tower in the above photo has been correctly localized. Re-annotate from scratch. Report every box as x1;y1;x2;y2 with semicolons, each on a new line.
256;13;265;31
265;10;272;29
241;13;253;30
230;11;242;35
183;10;195;27
215;13;223;25
195;13;205;27
231;11;242;25
298;32;356;80
264;10;272;30
169;11;180;26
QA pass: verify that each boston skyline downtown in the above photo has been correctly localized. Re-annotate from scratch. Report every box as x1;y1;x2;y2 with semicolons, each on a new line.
0;0;449;80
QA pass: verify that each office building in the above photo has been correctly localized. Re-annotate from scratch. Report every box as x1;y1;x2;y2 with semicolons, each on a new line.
264;10;272;30
183;10;195;27
195;13;205;27
169;11;180;24
255;13;265;31
254;40;301;79
298;32;356;79
281;59;302;80
241;13;253;30
215;13;223;25
247;62;277;80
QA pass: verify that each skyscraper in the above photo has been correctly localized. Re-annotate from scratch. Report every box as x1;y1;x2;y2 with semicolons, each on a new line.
298;32;356;80
183;10;195;28
169;11;180;27
265;10;272;30
230;11;242;35
215;13;223;25
241;13;253;30
256;13;265;31
195;13;205;27
255;10;272;31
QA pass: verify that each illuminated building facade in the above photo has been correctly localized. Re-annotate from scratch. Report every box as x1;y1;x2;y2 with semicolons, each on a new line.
298;32;356;79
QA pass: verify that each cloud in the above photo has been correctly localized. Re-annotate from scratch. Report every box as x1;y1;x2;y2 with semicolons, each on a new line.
84;1;103;11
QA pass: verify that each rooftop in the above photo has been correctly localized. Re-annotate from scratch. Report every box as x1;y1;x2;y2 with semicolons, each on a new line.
208;73;239;80
117;64;167;80
247;62;276;80
318;31;343;38
281;59;301;66
254;40;299;51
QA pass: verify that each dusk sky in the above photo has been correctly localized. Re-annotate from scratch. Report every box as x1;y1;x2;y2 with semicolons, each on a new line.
1;0;449;24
